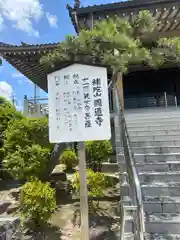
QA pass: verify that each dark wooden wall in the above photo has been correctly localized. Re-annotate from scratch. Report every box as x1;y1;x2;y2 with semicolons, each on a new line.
123;68;180;96
123;67;180;108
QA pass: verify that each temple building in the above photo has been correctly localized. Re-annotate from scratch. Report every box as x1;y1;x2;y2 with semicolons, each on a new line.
2;2;180;237
0;0;180;113
67;0;180;109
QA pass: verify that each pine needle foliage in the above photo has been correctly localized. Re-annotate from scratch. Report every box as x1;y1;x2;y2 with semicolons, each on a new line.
41;10;180;73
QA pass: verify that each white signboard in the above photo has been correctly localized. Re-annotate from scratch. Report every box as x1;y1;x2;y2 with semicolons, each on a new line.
48;63;111;143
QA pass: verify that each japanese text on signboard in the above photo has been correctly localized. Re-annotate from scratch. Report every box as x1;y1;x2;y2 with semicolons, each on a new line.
48;64;111;143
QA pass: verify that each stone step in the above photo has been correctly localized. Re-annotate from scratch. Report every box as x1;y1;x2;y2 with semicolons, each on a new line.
117;146;180;154
128;130;180;137
126;115;180;122
115;232;134;240
125;213;180;234
119;171;180;186
117;162;180;173
141;181;180;197
144;196;180;213
138;162;180;173
125;114;180;121
145;213;180;234
130;140;180;148
114;125;180;135
117;153;180;163
129;135;180;141
121;233;134;240
128;125;180;132
125;109;180;118
115;140;180;148
138;172;180;183
126;121;180;127
145;233;180;240
126;117;180;124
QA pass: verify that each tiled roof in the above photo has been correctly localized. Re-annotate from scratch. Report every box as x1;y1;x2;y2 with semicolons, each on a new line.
76;0;180;14
0;42;110;92
0;42;59;92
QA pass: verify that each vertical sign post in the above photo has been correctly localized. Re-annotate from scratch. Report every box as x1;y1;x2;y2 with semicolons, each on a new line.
78;141;89;240
47;63;111;240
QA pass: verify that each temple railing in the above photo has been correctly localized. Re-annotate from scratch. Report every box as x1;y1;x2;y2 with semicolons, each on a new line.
23;96;48;117
124;92;178;109
109;81;145;240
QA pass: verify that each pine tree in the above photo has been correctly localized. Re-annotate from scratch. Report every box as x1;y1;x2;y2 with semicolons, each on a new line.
41;10;179;73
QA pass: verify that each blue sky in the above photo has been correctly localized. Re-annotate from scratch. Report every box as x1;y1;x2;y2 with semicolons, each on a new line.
0;0;121;110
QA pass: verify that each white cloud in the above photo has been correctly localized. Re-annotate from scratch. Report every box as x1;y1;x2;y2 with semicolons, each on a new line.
12;72;24;85
0;14;4;31
0;81;13;101
0;1;59;36
12;72;23;78
12;72;34;85
0;0;43;36
46;13;58;28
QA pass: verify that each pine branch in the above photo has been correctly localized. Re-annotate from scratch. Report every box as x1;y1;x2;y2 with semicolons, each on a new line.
40;10;178;73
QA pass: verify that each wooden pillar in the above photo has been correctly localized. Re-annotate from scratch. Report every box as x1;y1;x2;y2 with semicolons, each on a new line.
112;72;124;111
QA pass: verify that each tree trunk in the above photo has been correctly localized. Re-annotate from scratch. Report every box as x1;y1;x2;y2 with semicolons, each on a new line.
41;143;66;181
112;72;124;110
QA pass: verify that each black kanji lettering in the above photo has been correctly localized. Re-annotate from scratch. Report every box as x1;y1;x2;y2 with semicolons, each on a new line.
84;93;90;99
93;87;102;97
83;83;89;88
85;104;90;111
85;120;92;128
85;112;91;120
73;73;79;79
92;78;101;86
56;108;60;114
73;74;79;84
95;116;103;126
94;99;102;107
74;79;79;84
64;75;69;85
84;99;90;105
64;75;70;80
94;107;103;116
55;76;60;86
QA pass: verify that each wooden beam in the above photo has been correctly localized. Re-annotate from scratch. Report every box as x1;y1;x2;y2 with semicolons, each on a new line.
112;72;124;110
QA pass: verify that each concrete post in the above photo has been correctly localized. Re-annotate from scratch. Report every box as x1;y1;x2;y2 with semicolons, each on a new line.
23;95;29;117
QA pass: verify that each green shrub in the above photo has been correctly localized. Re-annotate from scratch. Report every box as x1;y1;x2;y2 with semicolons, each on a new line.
0;102;23;136
60;148;77;170
85;140;112;172
3;117;52;156
72;169;106;209
0;100;23;179
0;148;4;162
72;169;106;198
3;145;50;180
20;179;56;228
0;100;23;163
